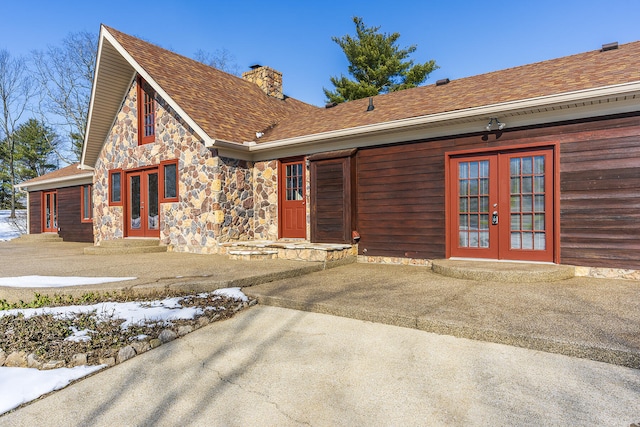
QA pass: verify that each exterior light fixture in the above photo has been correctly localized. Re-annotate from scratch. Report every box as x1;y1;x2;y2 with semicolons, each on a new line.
485;117;506;131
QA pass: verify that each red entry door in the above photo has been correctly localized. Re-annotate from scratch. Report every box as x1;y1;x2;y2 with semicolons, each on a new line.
126;169;160;238
449;149;554;262
279;158;307;239
42;190;58;232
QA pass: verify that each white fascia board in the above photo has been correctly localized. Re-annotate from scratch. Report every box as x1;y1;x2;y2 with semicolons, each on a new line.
81;26;107;167
100;29;214;147
15;172;94;192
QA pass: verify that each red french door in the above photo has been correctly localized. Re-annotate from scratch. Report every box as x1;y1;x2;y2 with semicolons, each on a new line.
42;190;58;232
449;148;554;262
279;158;307;239
126;169;160;238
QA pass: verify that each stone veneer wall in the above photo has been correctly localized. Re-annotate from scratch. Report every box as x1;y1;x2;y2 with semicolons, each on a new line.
93;80;271;253
253;160;279;240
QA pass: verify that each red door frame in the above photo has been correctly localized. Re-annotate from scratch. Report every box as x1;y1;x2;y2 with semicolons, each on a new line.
42;190;58;233
278;157;307;239
125;168;160;238
445;143;560;263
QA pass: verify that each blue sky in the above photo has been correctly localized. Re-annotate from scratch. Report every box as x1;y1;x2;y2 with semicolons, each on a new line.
1;0;639;107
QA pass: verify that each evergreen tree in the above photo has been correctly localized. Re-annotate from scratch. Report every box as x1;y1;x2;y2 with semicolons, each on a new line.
13;118;59;181
0;139;11;209
324;17;438;104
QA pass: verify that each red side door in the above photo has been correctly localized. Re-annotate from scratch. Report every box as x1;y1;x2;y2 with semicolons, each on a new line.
279;158;307;239
42;190;58;233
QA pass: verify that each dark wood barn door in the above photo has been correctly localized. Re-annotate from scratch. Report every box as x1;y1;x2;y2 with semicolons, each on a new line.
310;154;354;243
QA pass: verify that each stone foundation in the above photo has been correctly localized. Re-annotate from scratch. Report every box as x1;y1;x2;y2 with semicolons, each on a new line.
574;266;640;281
358;255;433;267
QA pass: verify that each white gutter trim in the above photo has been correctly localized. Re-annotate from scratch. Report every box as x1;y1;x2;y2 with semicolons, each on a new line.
81;26;107;167
205;138;251;151
15;172;94;190
247;81;640;151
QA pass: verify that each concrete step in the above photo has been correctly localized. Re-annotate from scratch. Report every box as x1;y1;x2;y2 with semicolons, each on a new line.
14;233;63;243
220;240;357;262
84;239;167;255
431;259;575;283
227;249;279;261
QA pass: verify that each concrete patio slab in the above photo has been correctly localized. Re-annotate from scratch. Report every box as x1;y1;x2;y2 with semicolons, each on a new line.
2;306;639;426
245;262;640;369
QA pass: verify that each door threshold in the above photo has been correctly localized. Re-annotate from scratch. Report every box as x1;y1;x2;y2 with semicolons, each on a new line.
449;257;556;265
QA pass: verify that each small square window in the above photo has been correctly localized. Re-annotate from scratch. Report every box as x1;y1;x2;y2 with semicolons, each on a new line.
109;170;122;206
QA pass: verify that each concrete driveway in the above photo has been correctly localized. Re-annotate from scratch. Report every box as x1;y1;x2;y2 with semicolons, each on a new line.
2;305;639;426
2;240;640;424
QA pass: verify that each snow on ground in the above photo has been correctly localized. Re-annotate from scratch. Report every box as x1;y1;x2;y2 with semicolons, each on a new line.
0;276;137;288
0;365;104;415
0;287;248;415
0;210;25;241
0;297;208;328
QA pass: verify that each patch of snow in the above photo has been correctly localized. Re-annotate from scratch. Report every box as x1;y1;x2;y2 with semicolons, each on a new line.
64;327;94;343
0;275;137;288
0;365;104;415
0;288;250;414
0;210;25;241
213;287;248;302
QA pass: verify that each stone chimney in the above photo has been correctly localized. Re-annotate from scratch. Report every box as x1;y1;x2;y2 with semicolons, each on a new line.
242;65;284;100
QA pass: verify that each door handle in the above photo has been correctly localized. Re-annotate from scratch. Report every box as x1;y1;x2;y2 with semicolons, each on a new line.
492;211;498;225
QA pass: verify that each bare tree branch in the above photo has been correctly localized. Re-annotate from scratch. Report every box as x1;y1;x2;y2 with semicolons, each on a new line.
31;31;97;162
0;49;34;217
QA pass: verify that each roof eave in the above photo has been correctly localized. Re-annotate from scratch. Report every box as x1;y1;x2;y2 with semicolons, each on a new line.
15;172;94;192
251;81;640;151
81;26;214;168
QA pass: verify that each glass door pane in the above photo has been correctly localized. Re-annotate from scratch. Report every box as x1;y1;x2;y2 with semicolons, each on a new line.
508;155;546;250
458;160;490;248
130;175;141;230
147;172;159;230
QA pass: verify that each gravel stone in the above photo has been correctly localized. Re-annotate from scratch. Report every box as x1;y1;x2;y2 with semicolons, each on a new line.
5;351;27;367
42;360;65;370
158;329;177;343
27;353;43;369
177;325;193;336
131;341;151;354
117;345;136;363
71;353;88;367
99;357;116;367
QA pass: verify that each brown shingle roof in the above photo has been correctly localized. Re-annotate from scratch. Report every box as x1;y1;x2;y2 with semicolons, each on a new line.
259;41;640;142
20;163;85;184
17;163;92;188
104;26;317;144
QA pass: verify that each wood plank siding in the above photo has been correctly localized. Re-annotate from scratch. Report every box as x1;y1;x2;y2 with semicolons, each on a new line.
354;113;640;269
28;186;93;242
29;191;42;234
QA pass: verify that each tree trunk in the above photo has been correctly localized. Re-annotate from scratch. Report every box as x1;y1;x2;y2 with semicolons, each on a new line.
9;141;15;218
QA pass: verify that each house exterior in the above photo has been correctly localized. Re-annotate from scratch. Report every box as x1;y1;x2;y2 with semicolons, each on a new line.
21;25;640;275
15;163;94;242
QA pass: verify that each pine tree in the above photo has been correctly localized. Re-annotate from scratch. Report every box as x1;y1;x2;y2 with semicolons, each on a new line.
324;17;438;104
13;119;59;181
